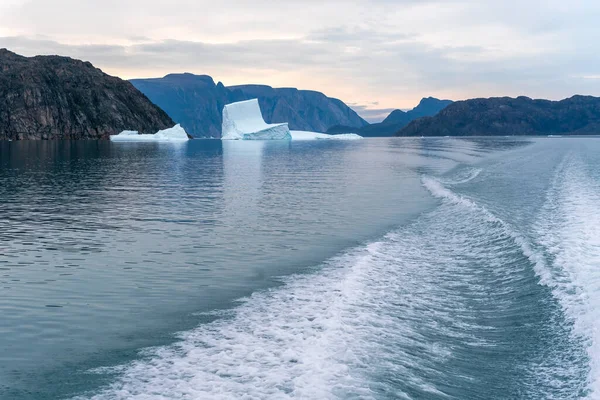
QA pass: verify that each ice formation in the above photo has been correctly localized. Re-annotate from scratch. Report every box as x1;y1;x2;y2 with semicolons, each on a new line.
220;99;363;141
290;131;363;141
110;124;190;142
221;99;291;140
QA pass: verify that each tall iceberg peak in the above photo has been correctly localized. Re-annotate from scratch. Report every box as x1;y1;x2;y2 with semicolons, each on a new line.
221;99;292;140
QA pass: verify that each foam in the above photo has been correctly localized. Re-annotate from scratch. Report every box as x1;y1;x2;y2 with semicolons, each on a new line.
534;154;600;397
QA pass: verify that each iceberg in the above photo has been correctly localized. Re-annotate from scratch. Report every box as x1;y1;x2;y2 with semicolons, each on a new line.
222;99;291;140
110;124;190;142
290;131;363;141
220;99;363;141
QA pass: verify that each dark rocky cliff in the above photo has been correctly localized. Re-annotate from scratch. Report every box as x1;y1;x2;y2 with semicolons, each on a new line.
398;96;600;136
0;49;174;140
131;74;368;138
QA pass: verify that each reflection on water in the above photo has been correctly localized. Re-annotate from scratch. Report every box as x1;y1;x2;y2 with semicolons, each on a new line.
221;141;266;231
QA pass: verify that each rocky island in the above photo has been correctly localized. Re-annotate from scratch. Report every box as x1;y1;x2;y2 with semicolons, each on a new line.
0;49;174;140
398;95;600;136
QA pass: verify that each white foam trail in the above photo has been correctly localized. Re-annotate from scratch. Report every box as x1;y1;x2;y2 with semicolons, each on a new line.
535;154;600;397
84;231;464;399
81;244;383;400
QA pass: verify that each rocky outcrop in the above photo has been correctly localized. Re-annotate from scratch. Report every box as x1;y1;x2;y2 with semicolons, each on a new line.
131;74;368;138
327;97;453;137
398;95;600;136
0;49;174;140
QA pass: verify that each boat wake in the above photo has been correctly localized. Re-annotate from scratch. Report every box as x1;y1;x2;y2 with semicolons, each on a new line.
534;153;600;398
79;166;591;400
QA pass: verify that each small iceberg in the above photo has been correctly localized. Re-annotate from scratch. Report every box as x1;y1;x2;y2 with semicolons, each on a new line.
221;99;363;141
290;131;362;141
222;99;291;140
110;124;190;142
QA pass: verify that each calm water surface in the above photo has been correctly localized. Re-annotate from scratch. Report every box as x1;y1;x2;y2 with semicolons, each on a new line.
0;137;599;399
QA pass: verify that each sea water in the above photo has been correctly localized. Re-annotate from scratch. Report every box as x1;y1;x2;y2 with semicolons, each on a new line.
0;137;598;399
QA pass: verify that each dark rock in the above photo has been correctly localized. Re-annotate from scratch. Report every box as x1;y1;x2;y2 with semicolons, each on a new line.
0;49;174;140
397;95;600;136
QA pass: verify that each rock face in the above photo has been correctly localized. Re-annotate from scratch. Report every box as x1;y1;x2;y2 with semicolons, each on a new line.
131;74;368;138
398;96;600;136
327;97;453;137
0;49;174;140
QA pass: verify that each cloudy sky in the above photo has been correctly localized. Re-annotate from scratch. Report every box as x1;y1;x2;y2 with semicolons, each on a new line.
1;0;599;121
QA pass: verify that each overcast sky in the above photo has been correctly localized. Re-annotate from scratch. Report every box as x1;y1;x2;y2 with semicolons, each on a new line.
1;0;599;121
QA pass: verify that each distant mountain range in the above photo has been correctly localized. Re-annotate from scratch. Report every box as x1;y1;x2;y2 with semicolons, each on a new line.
0;49;173;140
327;97;453;137
131;74;368;138
4;48;599;141
398;96;600;136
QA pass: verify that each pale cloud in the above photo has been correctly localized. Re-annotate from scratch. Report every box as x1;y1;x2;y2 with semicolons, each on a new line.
1;0;599;116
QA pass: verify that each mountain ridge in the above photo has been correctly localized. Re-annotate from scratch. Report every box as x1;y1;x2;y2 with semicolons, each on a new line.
327;97;453;136
131;74;368;138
